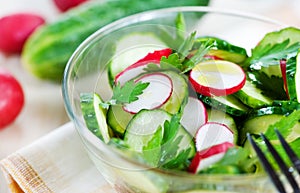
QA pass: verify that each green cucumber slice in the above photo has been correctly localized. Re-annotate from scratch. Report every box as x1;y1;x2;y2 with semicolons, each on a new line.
80;92;110;143
107;32;168;85
286;50;300;102
160;71;189;114
239;106;292;144
198;94;249;116
234;79;273;108
107;105;133;137
124;109;195;166
124;109;170;152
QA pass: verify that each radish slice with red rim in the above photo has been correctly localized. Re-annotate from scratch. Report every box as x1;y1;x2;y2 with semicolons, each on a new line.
188;142;234;173
189;60;246;96
194;122;234;152
180;97;208;136
280;59;289;98
115;48;172;85
123;73;173;114
115;61;154;86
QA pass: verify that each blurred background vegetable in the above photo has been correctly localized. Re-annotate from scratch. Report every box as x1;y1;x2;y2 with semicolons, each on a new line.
0;13;45;54
21;0;210;82
53;0;88;12
0;68;24;129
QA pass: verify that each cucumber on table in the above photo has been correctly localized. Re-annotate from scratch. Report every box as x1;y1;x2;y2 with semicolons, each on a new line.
21;0;209;82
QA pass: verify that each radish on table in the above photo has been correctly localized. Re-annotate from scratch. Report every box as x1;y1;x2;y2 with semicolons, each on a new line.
0;69;24;129
0;13;45;54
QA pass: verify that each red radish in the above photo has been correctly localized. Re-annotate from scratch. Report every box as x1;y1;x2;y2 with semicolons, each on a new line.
180;97;208;136
0;69;24;129
0;13;45;54
123;73;173;114
53;0;88;12
189;142;234;173
135;48;172;65
280;59;289;99
189;60;246;96
115;48;172;85
194;122;234;152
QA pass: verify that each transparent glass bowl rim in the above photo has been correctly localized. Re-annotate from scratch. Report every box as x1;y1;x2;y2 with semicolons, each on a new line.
62;6;285;181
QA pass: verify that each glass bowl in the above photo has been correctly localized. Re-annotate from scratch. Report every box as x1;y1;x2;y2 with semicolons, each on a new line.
62;6;285;193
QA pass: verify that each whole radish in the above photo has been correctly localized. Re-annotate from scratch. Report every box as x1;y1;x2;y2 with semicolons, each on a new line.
0;69;25;129
53;0;88;12
0;13;45;54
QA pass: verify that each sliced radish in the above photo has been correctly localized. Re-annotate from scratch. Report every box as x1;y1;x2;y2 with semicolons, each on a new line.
194;122;234;152
180;97;208;136
123;73;173;114
135;48;172;65
189;60;246;96
280;59;289;99
115;48;172;85
189;142;234;173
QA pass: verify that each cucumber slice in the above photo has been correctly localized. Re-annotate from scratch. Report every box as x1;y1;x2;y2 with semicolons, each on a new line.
124;109;170;152
124;109;195;166
107;105;133;137
295;51;300;103
286;50;300;102
198;94;249;116
194;36;248;64
160;70;189;114
80;93;110;143
239;106;290;144
207;108;238;144
234;79;273;108
255;27;300;48
108;32;168;85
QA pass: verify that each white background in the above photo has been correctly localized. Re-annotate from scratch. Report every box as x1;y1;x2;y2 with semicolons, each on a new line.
0;0;300;159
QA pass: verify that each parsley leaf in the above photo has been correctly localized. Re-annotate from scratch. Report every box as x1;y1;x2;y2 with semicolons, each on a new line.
142;125;163;167
178;31;197;61
181;41;211;73
159;114;193;169
112;80;149;104
175;12;186;43
249;39;300;68
143;32;211;73
100;80;149;108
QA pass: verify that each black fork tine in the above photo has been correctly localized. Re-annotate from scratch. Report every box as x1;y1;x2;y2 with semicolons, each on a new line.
247;133;287;193
260;133;300;193
275;129;300;174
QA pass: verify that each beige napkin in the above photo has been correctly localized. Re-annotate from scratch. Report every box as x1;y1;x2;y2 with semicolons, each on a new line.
0;122;115;193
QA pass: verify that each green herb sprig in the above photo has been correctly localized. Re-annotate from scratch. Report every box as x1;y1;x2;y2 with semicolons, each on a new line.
100;80;149;109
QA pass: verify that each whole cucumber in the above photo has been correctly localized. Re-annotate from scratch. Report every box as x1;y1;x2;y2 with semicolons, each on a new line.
21;0;209;82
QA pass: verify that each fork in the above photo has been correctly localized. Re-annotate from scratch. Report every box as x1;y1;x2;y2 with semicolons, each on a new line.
247;129;300;193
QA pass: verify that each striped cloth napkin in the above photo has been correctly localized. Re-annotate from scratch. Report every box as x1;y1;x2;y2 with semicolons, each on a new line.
0;122;115;193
